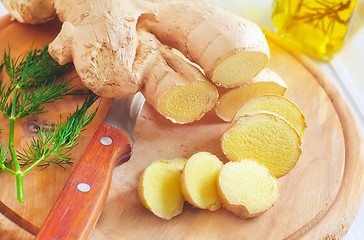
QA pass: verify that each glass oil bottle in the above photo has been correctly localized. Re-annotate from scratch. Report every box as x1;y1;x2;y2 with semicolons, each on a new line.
271;0;358;61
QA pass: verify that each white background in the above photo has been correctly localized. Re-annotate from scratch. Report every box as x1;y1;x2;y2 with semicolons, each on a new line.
1;1;364;239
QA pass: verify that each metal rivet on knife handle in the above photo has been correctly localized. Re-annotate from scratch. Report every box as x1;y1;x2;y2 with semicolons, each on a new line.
77;183;91;193
100;136;113;146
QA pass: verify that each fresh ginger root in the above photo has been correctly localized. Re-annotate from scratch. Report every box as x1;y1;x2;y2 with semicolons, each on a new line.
233;94;306;138
2;0;270;123
215;69;287;122
145;2;270;88
218;159;280;218
180;152;223;211
138;158;187;220
1;0;56;24
221;112;302;178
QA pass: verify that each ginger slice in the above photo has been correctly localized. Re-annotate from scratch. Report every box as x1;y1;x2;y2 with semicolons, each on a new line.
212;51;269;88
157;81;218;124
233;94;306;138
138;158;187;220
181;152;223;211
221;112;302;178
215;69;287;122
218;159;280;218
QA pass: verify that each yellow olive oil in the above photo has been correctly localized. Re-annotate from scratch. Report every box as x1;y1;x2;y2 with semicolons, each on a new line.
272;0;357;61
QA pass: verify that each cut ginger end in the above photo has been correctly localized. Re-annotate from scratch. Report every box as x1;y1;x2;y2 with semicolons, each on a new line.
215;69;287;122
233;94;306;138
157;81;218;124
221;112;302;178
212;51;269;88
181;152;223;211
218;159;280;218
138;158;187;220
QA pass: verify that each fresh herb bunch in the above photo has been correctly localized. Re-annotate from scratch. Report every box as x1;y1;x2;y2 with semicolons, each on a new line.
0;45;100;202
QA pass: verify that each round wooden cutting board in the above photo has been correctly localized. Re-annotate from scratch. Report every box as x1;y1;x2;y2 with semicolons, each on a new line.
0;15;363;240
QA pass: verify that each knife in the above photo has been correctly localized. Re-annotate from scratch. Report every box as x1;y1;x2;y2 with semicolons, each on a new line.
35;92;145;240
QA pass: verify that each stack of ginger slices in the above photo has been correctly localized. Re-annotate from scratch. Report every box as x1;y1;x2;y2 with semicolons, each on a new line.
138;68;306;219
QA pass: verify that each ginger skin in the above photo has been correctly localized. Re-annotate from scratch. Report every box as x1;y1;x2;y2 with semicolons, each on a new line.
2;0;270;123
1;0;56;24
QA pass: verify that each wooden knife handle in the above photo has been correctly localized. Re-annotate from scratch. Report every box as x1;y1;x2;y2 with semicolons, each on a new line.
36;123;133;240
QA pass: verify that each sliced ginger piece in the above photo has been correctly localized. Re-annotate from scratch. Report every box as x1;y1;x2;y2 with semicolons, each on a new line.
218;159;280;218
215;69;287;122
212;51;269;88
138;158;187;220
181;152;223;211
221;112;302;178
157;81;218;124
233;94;306;138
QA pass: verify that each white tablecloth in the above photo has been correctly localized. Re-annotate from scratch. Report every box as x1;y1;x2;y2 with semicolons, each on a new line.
1;1;363;239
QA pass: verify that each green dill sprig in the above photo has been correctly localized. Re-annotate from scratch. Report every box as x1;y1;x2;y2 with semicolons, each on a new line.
19;93;99;171
4;46;71;86
0;131;9;171
0;45;100;202
0;46;80;118
0;59;4;76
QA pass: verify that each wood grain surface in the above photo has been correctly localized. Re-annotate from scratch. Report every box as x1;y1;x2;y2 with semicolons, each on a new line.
0;15;363;240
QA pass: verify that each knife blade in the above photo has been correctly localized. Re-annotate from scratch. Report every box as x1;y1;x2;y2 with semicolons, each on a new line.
35;92;145;240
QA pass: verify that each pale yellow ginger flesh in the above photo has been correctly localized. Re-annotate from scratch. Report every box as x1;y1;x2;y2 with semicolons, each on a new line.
138;158;187;220
218;159;280;218
181;152;223;211
213;51;269;88
221;112;302;178
233;95;306;138
215;69;287;122
157;81;218;124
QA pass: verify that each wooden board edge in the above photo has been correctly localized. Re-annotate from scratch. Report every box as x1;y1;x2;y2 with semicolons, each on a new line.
0;17;361;239
0;14;11;31
0;201;39;235
264;29;364;240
